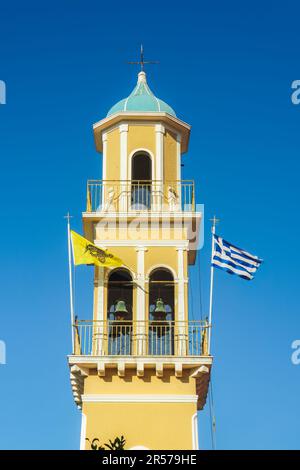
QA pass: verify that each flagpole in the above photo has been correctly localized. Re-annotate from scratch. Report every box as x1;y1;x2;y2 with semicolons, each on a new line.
208;215;219;354
65;212;75;352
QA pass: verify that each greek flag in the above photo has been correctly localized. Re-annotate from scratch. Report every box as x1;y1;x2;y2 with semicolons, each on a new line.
212;235;262;280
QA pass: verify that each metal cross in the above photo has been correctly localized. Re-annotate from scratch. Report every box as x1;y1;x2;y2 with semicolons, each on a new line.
127;44;159;71
209;215;220;229
64;211;73;222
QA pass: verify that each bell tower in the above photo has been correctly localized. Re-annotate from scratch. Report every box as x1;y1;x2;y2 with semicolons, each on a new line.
68;68;213;450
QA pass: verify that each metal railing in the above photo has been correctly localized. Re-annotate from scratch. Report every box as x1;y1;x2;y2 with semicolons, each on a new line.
73;320;210;357
86;180;195;213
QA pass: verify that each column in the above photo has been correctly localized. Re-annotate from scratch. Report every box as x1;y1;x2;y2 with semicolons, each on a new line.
176;133;182;209
94;267;105;355
101;133;107;208
155;124;165;210
135;246;148;355
119;124;128;212
177;247;187;355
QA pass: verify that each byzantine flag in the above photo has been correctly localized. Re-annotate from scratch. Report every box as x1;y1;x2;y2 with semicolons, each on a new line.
71;230;123;268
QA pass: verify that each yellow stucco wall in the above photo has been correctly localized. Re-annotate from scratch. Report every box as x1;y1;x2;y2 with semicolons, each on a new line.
83;402;195;450
164;129;178;182
83;370;196;450
128;125;156;159
106;128;120;180
85;369;195;394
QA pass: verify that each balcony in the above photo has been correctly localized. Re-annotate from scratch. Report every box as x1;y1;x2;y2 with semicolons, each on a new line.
85;180;195;213
69;319;212;410
73;319;209;357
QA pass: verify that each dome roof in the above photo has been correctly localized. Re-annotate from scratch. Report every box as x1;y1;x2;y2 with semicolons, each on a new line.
107;71;176;117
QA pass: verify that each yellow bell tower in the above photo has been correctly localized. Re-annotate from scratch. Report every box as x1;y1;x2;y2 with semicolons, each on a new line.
68;69;213;450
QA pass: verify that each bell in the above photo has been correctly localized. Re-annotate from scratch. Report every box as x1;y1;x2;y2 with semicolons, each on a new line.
152;298;167;323
115;300;128;316
154;298;166;314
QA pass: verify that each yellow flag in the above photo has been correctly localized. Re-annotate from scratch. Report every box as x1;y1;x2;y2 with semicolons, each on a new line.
71;230;123;268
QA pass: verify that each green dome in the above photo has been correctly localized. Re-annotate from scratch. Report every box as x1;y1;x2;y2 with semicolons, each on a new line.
107;71;176;117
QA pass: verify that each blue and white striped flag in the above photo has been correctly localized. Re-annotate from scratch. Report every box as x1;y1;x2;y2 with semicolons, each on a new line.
212;235;263;280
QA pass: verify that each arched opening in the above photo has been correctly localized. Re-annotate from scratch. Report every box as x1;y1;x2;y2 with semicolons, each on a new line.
107;269;133;355
149;268;175;355
131;152;152;209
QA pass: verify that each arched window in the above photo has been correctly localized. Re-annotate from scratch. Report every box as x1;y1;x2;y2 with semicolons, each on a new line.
107;269;133;355
149;268;174;355
131;152;152;209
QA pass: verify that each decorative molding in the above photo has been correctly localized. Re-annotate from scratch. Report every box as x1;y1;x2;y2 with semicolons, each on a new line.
70;365;88;409
81;394;198;404
117;361;125;377
135;246;148;252
175;362;183;378
95;240;189;248
191;365;210;378
156;363;164;378
145;264;178;281
70;365;88;377
84;211;202;220
137;362;145;377
155;123;165;134
69;355;213;368
93;113;191;133
97;361;106;377
119;123;129;133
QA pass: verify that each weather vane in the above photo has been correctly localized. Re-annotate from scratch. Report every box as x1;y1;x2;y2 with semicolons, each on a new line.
127;44;159;71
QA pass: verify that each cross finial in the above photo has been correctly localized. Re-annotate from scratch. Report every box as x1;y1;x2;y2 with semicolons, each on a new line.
127;44;159;71
64;211;73;222
209;215;220;229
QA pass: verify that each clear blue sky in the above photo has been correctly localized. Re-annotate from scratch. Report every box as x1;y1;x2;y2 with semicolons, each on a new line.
0;0;299;450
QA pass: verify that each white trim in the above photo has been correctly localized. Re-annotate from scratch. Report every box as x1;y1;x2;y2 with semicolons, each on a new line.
176;133;181;183
95;267;105;355
80;413;87;450
93;113;191;133
136;247;147;321
68;355;213;367
129;446;150;450
102;133;107;180
135;246;147;354
119;124;128;211
96;267;104;321
177;248;186;355
155;124;165;182
83;211;201;220
82;394;198;404
119;124;128;180
192;412;199;450
128;147;155;182
146;263;177;279
177;248;185;322
95;240;189;248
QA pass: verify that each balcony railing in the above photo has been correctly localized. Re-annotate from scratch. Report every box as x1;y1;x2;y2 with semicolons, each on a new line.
73;320;210;357
86;180;195;213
